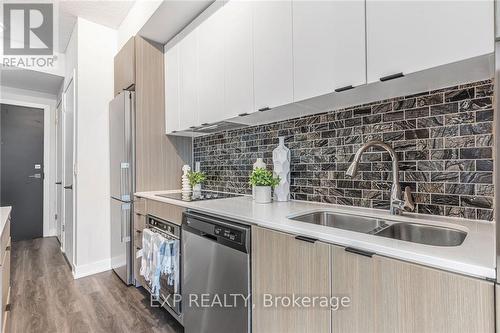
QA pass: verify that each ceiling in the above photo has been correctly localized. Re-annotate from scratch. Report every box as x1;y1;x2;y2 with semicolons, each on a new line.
57;0;135;52
1;67;64;95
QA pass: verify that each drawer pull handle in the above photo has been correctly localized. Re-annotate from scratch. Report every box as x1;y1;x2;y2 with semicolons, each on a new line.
335;85;354;93
258;107;271;112
345;247;375;257
380;72;404;82
5;246;10;251
295;235;317;243
238;112;250;117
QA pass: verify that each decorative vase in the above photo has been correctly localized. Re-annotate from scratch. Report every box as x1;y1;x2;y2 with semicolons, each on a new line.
272;137;290;202
252;158;266;199
181;165;191;193
254;186;272;204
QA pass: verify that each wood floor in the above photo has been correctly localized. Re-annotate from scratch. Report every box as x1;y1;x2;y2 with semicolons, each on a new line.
10;237;184;333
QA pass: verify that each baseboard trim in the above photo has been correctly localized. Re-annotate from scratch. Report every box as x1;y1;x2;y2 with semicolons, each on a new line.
73;258;111;279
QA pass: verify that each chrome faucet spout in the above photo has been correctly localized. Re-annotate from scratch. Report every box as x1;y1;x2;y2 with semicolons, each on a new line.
346;140;414;215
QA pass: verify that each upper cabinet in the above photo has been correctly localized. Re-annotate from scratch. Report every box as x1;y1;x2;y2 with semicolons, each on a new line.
178;30;200;130
366;0;494;83
253;1;294;111
223;0;255;117
165;44;180;134
198;8;225;125
114;37;136;96
164;0;495;134
293;0;366;102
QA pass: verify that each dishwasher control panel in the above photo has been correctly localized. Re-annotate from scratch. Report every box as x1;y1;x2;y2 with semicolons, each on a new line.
214;225;242;244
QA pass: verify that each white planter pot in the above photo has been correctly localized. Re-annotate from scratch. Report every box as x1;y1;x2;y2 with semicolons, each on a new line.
254;186;272;204
193;183;202;192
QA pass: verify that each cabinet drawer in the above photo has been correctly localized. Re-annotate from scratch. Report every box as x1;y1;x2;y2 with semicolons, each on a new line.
0;221;10;263
134;229;143;249
147;200;184;226
134;213;146;231
134;197;146;215
2;249;10;312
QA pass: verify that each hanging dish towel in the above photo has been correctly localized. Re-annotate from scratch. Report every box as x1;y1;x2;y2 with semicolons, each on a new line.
150;233;167;297
140;228;154;282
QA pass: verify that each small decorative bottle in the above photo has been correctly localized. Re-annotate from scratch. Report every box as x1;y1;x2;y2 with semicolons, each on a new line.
272;137;290;202
181;165;191;193
252;158;266;199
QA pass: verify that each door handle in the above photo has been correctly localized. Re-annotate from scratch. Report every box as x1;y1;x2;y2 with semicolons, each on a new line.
64;185;73;190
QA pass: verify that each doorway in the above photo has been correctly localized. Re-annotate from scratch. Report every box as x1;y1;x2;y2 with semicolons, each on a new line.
1;104;44;241
62;78;75;267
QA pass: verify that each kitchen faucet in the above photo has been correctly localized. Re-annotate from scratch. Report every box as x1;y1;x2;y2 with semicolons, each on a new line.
346;140;415;215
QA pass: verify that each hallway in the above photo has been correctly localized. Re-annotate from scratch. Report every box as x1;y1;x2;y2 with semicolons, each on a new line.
10;237;183;333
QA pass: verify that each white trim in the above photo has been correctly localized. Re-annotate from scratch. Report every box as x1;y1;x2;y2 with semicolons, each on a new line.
72;258;111;279
0;97;53;238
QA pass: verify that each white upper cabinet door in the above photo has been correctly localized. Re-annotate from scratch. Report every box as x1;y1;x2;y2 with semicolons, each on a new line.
165;44;180;134
366;0;494;83
179;29;199;130
293;1;366;102
253;0;293;111
223;0;254;117
198;8;225;125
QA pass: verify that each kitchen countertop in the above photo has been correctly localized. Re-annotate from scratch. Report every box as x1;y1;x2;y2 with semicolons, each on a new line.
135;190;496;280
0;207;11;234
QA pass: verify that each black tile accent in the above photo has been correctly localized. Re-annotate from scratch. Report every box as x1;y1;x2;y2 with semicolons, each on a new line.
194;79;493;221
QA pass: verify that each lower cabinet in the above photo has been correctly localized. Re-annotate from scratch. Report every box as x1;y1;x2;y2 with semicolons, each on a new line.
252;227;495;333
251;226;330;333
0;219;10;333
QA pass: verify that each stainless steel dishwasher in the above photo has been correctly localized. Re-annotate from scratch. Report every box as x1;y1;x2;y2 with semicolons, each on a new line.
182;211;251;333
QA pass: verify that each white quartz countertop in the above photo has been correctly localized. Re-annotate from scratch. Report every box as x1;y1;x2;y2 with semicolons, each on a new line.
135;190;496;280
0;207;11;234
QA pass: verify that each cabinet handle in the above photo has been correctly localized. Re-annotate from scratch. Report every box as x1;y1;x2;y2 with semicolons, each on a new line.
335;85;354;93
345;247;375;258
136;230;142;234
238;112;250;117
295;235;318;243
258;107;271;112
380;72;404;82
55;181;62;185
201;123;209;126
5;246;10;251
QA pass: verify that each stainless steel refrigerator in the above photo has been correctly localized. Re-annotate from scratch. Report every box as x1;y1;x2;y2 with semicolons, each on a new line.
109;91;135;285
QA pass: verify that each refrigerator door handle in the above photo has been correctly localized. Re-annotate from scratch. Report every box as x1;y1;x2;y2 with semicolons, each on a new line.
121;203;131;243
120;162;130;201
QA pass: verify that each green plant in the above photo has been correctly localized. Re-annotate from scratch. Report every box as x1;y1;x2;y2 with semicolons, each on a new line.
249;168;280;188
187;171;206;187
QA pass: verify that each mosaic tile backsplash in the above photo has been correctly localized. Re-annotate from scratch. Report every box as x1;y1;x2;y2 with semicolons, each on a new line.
194;79;494;221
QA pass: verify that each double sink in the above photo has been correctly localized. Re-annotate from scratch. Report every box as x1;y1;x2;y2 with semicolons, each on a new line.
289;211;467;247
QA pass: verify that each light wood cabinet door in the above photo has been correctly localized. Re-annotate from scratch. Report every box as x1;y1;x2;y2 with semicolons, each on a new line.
374;255;495;333
223;0;254;117
114;37;136;96
253;0;293;111
366;0;494;83
331;246;375;333
292;0;366;102
251;226;330;333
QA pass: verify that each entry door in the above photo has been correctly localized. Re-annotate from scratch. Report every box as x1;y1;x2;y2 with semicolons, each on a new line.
0;104;44;241
62;79;75;267
55;101;63;244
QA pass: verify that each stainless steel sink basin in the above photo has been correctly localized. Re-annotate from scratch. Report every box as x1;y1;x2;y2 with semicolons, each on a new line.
374;223;467;246
289;211;388;234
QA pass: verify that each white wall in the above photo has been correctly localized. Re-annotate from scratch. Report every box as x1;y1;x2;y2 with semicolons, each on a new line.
117;0;163;50
72;18;116;278
0;86;58;237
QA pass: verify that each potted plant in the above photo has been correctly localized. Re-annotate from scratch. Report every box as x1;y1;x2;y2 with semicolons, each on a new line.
187;171;206;192
249;168;280;204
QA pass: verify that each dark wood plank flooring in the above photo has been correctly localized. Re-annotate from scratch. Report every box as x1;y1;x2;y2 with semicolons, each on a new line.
10;237;184;333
